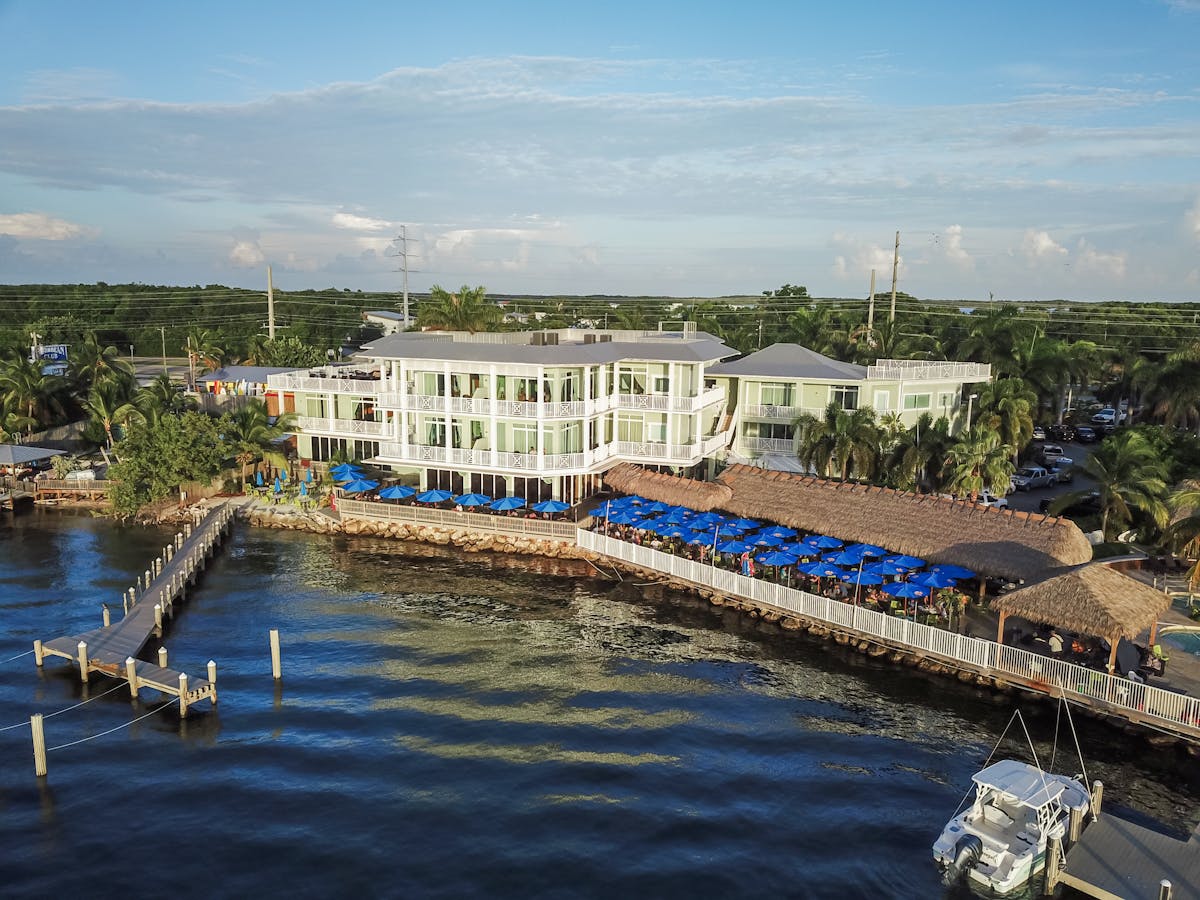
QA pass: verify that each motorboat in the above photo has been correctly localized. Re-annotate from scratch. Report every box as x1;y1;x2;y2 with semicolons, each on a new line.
933;758;1091;894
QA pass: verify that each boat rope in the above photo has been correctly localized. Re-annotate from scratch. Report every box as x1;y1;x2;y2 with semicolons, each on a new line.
1;649;35;664
1050;695;1063;773
1016;710;1059;811
46;701;174;752
950;709;1021;817
1061;693;1091;790
0;682;128;732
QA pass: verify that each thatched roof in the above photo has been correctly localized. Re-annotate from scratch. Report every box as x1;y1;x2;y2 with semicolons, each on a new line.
603;463;1093;582
991;564;1172;641
604;463;733;509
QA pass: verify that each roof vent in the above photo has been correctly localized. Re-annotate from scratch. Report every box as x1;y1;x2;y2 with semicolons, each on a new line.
545;332;559;345
531;333;545;346
583;334;596;344
599;334;613;342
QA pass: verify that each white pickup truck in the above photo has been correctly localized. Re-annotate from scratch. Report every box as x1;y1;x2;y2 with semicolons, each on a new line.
1010;466;1057;491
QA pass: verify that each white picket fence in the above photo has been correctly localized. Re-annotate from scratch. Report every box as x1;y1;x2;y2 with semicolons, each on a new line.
577;530;1200;740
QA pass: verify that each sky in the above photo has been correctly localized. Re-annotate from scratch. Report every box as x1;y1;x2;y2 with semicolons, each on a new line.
1;0;1199;302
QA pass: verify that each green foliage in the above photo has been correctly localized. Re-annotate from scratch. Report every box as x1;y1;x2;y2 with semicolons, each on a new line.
241;335;326;368
107;411;225;516
418;284;502;333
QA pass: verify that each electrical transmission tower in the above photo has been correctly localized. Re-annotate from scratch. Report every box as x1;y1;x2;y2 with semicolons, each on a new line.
387;226;420;328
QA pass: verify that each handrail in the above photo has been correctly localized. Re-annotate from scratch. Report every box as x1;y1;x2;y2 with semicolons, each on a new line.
35;479;111;492
577;530;1200;739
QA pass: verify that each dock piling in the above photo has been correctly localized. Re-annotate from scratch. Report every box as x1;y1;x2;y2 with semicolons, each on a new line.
77;640;88;683
31;714;47;777
126;656;139;699
270;629;282;680
178;672;189;718
102;604;110;628
153;604;163;634
159;646;168;667
33;639;43;667
208;659;218;704
1160;879;1173;900
1045;837;1061;894
1091;780;1104;821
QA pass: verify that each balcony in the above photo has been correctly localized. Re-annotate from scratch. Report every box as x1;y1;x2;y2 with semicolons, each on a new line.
375;442;589;472
613;441;702;463
269;371;382;396
295;416;390;438
743;403;802;421
739;436;795;454
866;360;992;382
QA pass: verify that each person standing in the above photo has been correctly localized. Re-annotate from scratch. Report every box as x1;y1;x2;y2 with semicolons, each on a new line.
1048;630;1064;657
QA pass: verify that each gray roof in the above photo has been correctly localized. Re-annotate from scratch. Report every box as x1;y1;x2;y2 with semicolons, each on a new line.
707;343;867;381
198;366;298;383
355;333;735;366
0;444;65;466
364;310;410;321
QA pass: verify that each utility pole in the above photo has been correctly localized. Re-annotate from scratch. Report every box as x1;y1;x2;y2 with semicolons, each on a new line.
187;336;196;389
867;269;876;329
890;230;900;323
159;327;167;375
267;265;276;340
389;226;418;328
29;331;40;364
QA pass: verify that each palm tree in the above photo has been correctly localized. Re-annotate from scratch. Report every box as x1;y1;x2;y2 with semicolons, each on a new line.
1142;343;1200;434
1051;431;1168;541
1163;481;1200;588
183;327;226;386
417;285;501;333
133;374;192;426
976;377;1037;462
223;399;298;489
941;426;1015;500
0;395;36;443
887;412;954;492
81;380;139;448
0;352;67;431
794;402;882;481
70;332;135;395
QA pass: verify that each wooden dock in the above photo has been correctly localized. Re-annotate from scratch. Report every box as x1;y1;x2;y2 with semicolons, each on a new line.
1048;811;1200;899
34;502;236;715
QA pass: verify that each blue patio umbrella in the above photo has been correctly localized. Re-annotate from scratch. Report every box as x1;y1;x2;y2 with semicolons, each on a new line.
305;468;313;484
341;478;379;494
749;533;784;547
687;529;720;546
490;496;526;511
883;581;929;599
416;488;453;503
379;485;415;500
454;492;492;507
931;564;976;580
663;507;694;524
299;481;308;497
829;550;869;567
255;470;264;487
785;542;818;557
910;571;959;589
531;499;569;514
280;468;289;482
798;562;846;578
803;534;843;549
609;509;645;526
887;555;926;570
273;476;282;493
845;543;886;558
762;525;799;539
330;463;361;479
611;495;646;507
841;570;884;585
757;550;800;567
642;501;672;514
727;518;761;531
717;540;752;555
660;526;694;540
866;561;910;577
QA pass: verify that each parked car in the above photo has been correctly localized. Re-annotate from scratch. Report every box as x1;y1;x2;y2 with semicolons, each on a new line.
976;490;1009;509
1051;459;1075;483
1047;423;1077;442
1040;444;1068;466
1091;407;1118;427
1074;425;1098;443
1039;491;1101;516
64;469;97;481
1010;466;1057;491
1031;425;1046;441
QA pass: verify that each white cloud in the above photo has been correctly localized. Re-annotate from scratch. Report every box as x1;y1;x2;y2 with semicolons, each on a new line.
1020;229;1068;262
229;239;265;268
0;212;92;240
1075;239;1127;278
332;212;393;232
933;224;973;270
829;233;901;282
1186;197;1200;242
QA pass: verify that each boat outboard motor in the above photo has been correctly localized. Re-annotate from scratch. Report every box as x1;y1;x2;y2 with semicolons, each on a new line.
941;834;983;886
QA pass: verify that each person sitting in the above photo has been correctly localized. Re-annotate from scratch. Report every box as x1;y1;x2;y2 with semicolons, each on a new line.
1048;630;1064;657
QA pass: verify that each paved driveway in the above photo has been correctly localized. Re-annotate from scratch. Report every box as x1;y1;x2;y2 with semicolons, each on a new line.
1004;439;1098;515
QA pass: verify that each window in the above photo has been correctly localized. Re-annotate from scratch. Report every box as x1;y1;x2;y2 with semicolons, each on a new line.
617;414;643;442
903;393;932;410
653;376;669;394
873;390;891;412
760;383;792;406
647;421;667;443
938;391;958;409
830;385;859;409
746;421;790;440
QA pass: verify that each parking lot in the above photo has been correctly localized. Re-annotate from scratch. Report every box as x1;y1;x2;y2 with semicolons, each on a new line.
1004;438;1098;516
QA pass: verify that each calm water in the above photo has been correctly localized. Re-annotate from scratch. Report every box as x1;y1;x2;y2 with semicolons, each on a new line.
1;511;1197;899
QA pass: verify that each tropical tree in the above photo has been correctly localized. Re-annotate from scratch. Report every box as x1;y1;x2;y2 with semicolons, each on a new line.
221;399;298;489
940;426;1015;500
81;380;139;449
0;351;68;430
417;285;502;333
1164;481;1200;588
0;394;36;443
1050;430;1168;541
975;377;1037;462
133;374;192;427
1142;342;1200;433
886;412;954;492
107;411;227;517
183;327;226;385
70;332;135;395
793;403;882;481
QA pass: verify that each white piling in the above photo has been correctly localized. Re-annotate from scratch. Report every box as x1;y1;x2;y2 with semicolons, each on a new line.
208;659;218;705
178;672;189;718
153;603;163;632
31;713;47;777
102;604;110;627
128;587;137;607
126;656;139;699
1160;880;1173;900
33;639;43;667
77;640;89;683
122;592;129;615
270;629;282;680
144;569;151;588
158;646;168;667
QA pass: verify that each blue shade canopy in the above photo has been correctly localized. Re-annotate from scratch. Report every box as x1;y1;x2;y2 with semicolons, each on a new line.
280;469;289;482
589;501;621;517
416;488;453;503
844;543;886;558
454;492;492;506
490;496;526;511
688;528;722;545
611;495;647;507
749;533;784;547
888;555;926;569
726;518;762;531
531;499;569;513
841;571;884;585
305;468;313;483
341;478;379;493
330;463;362;478
299;481;308;496
910;571;959;588
642;501;672;513
803;535;843;549
930;564;976;579
255;471;264;486
717;540;752;554
273;476;282;493
757;551;800;566
379;485;415;500
798;562;845;578
608;510;644;525
829;550;868;567
883;582;929;598
659;526;694;539
762;525;799;539
866;561;909;577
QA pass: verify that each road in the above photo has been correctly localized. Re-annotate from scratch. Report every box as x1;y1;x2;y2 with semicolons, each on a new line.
1005;438;1098;516
131;356;192;385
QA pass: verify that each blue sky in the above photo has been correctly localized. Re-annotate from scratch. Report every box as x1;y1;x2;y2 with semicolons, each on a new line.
1;0;1198;301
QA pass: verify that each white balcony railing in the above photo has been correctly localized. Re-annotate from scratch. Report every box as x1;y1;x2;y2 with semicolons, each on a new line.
616;393;671;412
743;404;802;420
739;437;795;453
269;373;382;396
866;360;992;382
613;441;700;462
295;416;389;437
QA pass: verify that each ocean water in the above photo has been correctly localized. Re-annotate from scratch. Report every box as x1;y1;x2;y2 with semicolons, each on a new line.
1;510;1197;898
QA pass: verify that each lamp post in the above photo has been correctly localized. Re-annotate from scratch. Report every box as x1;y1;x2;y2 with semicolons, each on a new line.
966;393;979;432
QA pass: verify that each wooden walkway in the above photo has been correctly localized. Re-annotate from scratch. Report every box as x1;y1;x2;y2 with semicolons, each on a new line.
1052;814;1200;899
35;502;236;716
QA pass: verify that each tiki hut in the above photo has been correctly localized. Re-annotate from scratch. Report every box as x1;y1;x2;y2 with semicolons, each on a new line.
603;463;1092;583
991;564;1173;673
